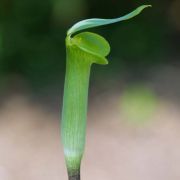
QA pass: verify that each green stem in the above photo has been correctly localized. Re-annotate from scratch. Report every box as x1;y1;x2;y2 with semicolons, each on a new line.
61;39;92;179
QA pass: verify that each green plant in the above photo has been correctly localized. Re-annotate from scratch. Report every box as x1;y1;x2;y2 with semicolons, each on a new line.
61;5;151;180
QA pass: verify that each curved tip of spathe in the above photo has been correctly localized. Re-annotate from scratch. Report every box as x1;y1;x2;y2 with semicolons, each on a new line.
147;5;152;7
137;5;152;12
141;5;152;8
145;5;152;7
67;5;152;36
141;5;152;9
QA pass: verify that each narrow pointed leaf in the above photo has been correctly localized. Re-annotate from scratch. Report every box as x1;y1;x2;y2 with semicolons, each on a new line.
67;5;151;36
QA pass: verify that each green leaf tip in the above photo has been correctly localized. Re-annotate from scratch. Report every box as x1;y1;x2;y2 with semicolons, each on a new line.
67;5;152;36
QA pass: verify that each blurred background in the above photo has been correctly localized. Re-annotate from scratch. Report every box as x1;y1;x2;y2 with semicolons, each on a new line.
0;0;180;179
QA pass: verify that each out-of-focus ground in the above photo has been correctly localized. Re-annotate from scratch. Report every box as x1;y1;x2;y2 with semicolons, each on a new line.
0;65;180;180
